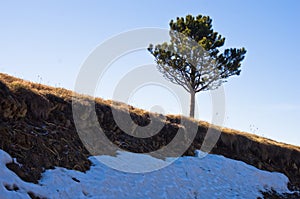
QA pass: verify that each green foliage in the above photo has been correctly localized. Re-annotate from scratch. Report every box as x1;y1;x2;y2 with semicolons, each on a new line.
148;14;246;117
148;14;246;93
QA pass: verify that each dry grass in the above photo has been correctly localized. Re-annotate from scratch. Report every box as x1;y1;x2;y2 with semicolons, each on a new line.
1;72;300;189
221;126;300;152
1;72;299;152
0;73;73;98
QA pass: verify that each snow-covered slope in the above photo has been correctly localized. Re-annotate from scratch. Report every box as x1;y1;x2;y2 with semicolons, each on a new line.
0;149;294;199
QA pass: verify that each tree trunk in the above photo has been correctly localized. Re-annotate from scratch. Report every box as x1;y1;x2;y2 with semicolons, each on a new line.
189;90;195;118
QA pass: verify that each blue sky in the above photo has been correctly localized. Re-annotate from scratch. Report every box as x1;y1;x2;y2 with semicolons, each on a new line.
0;0;299;146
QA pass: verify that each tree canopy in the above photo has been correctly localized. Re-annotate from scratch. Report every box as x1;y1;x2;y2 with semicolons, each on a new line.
148;14;246;117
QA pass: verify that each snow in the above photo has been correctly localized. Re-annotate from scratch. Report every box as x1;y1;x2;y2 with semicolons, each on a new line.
0;149;294;199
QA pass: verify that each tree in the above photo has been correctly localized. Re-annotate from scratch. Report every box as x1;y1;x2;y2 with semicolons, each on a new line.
148;14;246;118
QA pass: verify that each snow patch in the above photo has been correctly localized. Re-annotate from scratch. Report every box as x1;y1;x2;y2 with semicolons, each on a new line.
0;149;294;198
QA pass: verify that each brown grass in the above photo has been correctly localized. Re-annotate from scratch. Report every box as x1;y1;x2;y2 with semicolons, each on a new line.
1;72;300;189
0;72;299;151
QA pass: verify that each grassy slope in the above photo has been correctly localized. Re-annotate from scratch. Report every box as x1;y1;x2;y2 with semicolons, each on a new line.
0;73;300;193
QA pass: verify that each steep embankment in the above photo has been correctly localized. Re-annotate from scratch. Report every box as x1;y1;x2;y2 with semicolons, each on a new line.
0;73;300;191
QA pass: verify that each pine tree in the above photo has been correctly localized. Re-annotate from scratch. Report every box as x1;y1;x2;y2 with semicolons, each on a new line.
148;14;246;117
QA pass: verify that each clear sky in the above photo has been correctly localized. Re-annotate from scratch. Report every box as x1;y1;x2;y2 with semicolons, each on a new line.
0;0;299;146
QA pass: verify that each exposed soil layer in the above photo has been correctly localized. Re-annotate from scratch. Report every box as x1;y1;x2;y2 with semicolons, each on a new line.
0;73;300;191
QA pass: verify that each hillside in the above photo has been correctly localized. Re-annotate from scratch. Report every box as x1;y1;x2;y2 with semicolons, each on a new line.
0;73;300;197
